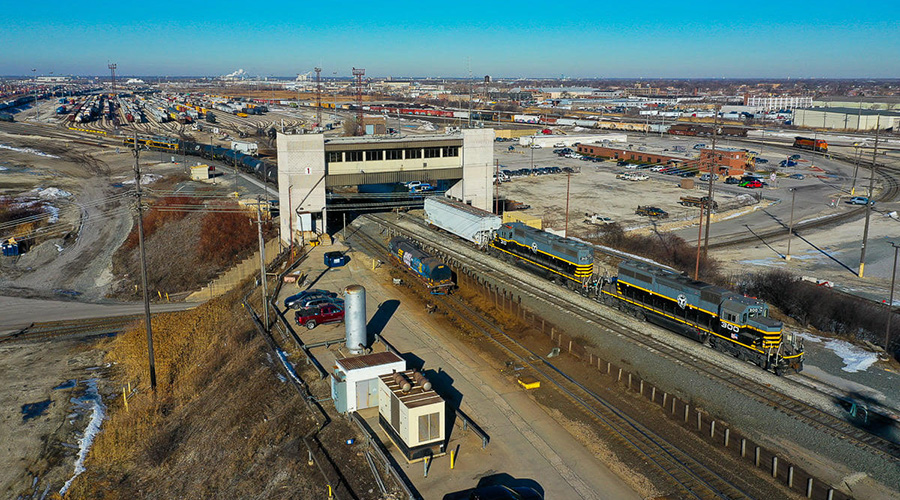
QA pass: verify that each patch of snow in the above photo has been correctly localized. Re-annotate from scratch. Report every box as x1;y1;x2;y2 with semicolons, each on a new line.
275;348;303;386
28;187;72;199
0;143;60;158
0;165;7;171
59;378;106;496
44;205;60;223
276;373;287;383
796;331;878;373
122;174;162;185
55;243;64;252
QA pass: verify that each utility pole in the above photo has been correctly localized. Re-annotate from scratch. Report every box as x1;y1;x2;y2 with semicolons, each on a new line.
859;116;880;278
32;68;37;120
695;203;704;280
494;159;500;215
886;242;899;350
702;106;719;256
785;188;796;261
256;197;269;329
850;145;862;196
132;134;157;390
564;171;571;238
314;67;322;127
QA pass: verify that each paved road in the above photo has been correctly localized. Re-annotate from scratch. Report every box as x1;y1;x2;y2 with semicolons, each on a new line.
0;297;196;334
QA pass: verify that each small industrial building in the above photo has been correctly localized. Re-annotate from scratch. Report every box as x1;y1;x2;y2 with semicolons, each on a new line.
793;107;898;131
576;144;690;165
378;370;445;462
190;164;212;180
277;130;494;245
699;148;751;176
331;352;406;414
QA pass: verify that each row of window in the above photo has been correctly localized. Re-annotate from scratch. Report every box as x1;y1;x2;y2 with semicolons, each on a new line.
327;146;459;163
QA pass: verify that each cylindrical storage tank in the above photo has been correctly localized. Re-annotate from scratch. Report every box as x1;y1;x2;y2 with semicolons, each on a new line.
344;285;367;354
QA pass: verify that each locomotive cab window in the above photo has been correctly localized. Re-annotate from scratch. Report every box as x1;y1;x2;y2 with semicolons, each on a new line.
742;313;747;324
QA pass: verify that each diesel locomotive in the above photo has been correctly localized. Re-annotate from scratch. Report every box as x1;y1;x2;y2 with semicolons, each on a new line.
489;222;594;287
388;237;454;294
601;260;804;374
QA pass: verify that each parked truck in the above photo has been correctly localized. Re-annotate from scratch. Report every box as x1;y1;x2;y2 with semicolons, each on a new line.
678;196;718;210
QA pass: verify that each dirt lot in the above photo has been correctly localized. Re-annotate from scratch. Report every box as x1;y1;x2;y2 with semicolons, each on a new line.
0;339;107;498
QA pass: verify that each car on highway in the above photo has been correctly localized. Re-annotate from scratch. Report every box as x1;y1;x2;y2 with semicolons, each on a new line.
847;196;874;206
284;289;338;309
295;303;345;330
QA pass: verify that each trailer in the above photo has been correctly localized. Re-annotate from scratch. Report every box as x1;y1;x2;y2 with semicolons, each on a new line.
424;196;501;247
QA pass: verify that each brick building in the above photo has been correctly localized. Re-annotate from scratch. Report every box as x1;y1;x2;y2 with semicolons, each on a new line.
699;148;751;176
576;144;688;165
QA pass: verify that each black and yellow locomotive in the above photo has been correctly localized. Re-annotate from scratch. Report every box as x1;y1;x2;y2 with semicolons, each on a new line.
602;260;804;374
489;222;594;288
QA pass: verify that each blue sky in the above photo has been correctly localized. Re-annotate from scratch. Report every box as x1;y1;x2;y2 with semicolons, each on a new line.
3;0;898;78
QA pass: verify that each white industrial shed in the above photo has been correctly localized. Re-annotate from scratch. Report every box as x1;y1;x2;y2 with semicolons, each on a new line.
331;352;406;414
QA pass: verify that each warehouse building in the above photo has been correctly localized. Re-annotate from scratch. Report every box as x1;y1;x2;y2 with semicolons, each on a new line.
276;129;494;245
743;95;812;110
793;107;898;131
576;144;689;165
699;148;752;176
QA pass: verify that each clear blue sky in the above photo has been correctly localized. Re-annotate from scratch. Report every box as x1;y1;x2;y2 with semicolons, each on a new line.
3;0;898;78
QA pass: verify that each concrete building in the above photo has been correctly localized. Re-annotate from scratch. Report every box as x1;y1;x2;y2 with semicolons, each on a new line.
331;352;406;414
276;129;494;244
812;96;900;111
743;95;812;110
793;107;898;131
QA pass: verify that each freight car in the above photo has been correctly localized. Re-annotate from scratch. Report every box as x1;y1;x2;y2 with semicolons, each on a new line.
388;237;454;294
600;260;804;374
489;222;594;287
793;136;828;152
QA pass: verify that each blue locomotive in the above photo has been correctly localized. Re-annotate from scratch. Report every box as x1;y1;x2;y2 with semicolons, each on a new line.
388;237;454;294
490;222;594;287
604;260;804;374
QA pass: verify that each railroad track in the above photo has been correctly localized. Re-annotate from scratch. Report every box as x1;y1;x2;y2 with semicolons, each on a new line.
349;221;755;499
363;212;900;465
706;138;900;250
0;315;142;344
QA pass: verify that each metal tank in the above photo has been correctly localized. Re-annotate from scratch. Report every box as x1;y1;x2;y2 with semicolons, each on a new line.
344;285;367;354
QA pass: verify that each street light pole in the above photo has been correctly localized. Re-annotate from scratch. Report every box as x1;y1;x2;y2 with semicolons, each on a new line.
886;242;899;350
859;116;880;278
132;134;157;390
786;188;796;261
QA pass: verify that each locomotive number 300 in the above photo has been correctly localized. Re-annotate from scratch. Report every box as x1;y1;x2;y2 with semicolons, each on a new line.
720;321;740;333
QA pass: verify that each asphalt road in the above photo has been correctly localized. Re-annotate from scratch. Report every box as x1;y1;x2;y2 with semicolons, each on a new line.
0;297;196;334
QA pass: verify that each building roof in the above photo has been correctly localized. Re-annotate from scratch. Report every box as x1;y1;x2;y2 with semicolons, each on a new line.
324;132;462;146
817;96;900;105
379;371;444;408
795;107;900;117
336;351;404;371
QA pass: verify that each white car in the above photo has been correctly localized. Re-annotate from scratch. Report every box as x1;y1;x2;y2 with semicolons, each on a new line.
530;144;543;149
625;164;638;169
650;165;666;172
586;214;615;225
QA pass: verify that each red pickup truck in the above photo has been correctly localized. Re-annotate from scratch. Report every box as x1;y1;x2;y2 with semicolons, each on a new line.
295;303;345;330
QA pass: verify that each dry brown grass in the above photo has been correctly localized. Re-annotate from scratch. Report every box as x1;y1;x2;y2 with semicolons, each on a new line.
63;285;323;499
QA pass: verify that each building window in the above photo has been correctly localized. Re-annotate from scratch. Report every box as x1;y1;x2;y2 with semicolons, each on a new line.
345;150;363;162
442;146;459;157
385;149;402;160
327;151;342;163
405;148;422;159
418;412;440;442
365;150;383;161
424;147;441;159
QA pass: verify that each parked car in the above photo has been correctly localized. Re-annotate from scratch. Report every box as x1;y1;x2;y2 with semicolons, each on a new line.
650;165;666;172
561;167;575;173
699;173;718;181
779;160;798;167
635;206;669;218
847;196;874;206
295;303;345;330
789;154;801;160
756;158;769;164
616;161;628;167
740;180;763;189
284;289;338;309
725;177;740;185
788;173;805;180
693;143;706;150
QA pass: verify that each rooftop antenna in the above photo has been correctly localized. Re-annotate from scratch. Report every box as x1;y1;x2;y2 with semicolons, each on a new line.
353;67;365;135
314;67;322;127
467;58;472;128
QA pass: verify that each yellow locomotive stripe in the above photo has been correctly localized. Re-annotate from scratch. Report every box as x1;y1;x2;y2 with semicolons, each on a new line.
489;243;589;283
496;236;591;269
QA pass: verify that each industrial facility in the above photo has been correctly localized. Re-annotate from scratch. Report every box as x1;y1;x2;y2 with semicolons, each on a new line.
276;129;494;245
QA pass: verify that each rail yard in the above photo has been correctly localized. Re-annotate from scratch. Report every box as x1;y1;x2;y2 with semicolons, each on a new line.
2;74;900;500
